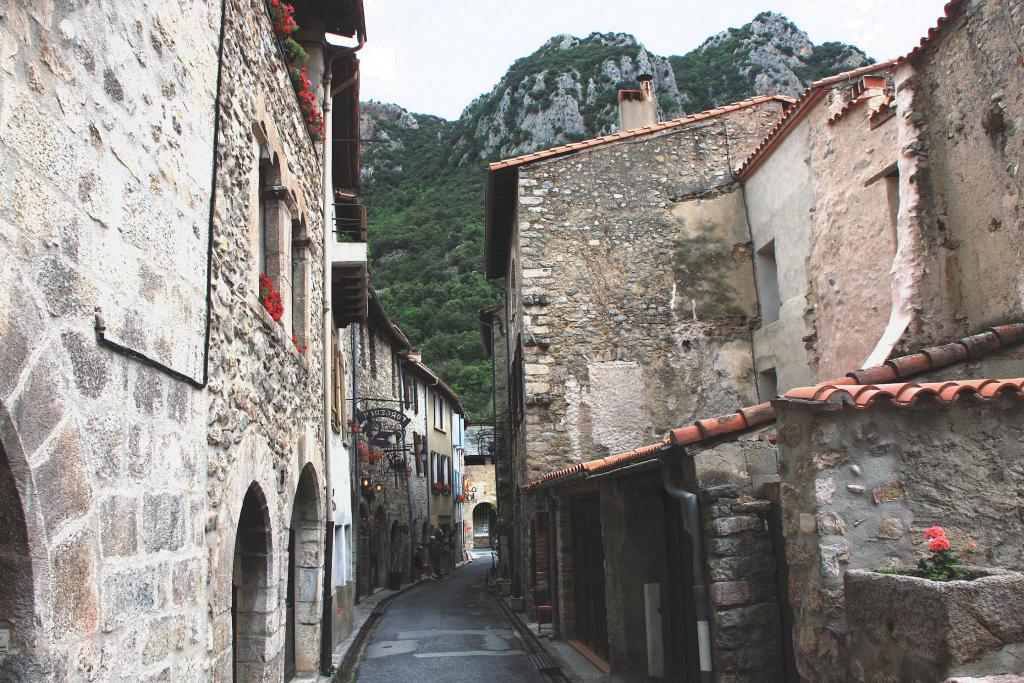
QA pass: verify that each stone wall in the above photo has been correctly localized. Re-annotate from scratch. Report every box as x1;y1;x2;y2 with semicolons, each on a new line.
0;0;217;679
203;0;334;677
774;394;1024;681
353;320;408;587
464;464;497;548
701;484;786;682
511;101;786;485
897;0;1024;350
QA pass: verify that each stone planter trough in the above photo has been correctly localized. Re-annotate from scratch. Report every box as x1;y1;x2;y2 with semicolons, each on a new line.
845;567;1024;680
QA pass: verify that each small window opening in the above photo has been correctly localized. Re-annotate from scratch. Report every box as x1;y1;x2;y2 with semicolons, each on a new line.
755;239;781;326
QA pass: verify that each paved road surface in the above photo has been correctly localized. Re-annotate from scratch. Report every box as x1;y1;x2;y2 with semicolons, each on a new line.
354;550;546;682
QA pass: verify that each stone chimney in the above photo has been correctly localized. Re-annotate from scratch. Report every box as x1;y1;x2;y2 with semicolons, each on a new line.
618;74;657;131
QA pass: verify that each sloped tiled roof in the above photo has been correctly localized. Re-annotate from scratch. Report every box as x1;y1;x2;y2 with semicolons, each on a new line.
898;0;965;65
783;378;1024;409
488;95;795;172
521;323;1024;491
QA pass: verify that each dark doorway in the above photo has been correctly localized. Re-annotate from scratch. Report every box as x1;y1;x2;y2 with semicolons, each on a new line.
0;443;34;677
569;495;609;659
232;483;273;682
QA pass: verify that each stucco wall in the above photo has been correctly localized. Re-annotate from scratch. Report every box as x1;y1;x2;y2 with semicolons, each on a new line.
746;78;899;391
774;396;1024;681
746;117;817;393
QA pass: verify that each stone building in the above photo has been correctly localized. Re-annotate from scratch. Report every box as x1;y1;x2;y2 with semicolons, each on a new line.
463;425;498;550
0;0;368;680
484;0;1024;680
349;289;414;596
483;91;791;655
401;353;468;572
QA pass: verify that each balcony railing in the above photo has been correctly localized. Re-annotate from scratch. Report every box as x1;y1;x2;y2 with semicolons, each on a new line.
334;201;367;243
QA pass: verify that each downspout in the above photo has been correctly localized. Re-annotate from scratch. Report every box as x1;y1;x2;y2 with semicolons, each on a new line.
319;50;336;675
350;324;360;603
658;445;712;683
399;359;415;579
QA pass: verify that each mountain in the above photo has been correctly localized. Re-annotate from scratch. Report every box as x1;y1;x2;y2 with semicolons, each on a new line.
360;13;871;420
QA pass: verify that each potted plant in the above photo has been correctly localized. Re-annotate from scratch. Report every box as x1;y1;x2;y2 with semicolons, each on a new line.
845;526;1024;679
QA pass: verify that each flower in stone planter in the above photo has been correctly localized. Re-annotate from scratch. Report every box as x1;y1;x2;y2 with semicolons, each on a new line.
918;525;969;581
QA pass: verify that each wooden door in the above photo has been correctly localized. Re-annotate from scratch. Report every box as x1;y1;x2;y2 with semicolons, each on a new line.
569;496;609;659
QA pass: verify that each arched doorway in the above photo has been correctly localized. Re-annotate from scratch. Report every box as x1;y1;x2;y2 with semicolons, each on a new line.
472;503;497;549
232;483;273;682
286;464;321;679
0;443;35;678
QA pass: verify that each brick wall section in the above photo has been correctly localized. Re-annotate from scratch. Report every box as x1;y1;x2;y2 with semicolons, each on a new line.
700;484;785;682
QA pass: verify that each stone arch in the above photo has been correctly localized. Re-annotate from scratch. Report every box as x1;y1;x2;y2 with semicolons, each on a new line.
0;440;36;677
471;502;497;549
232;482;274;682
285;463;322;679
0;377;64;680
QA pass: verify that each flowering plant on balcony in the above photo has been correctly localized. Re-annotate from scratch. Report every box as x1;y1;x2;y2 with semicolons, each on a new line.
267;0;308;63
291;336;308;353
358;443;384;463
456;494;467;503
289;67;325;140
258;273;284;322
432;482;452;495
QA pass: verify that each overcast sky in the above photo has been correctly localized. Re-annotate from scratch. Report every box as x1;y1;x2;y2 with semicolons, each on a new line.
358;0;948;120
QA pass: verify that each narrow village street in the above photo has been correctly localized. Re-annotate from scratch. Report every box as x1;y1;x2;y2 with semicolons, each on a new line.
353;551;547;682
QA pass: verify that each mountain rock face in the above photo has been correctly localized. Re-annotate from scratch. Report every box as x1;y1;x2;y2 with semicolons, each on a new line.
672;11;871;113
358;13;872;418
447;32;683;164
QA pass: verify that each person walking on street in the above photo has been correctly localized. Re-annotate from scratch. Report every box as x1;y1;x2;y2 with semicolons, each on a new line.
428;531;442;579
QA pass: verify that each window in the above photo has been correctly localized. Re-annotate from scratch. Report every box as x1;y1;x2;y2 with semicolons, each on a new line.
758;367;779;402
433;394;446;432
510;339;525;427
331;329;345;430
754;239;781;325
369;331;377;378
413;433;423;475
290;218;310;346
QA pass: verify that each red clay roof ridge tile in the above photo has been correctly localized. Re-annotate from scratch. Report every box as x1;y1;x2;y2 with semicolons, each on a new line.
489;96;794;172
782;378;1024;410
521;322;1024;491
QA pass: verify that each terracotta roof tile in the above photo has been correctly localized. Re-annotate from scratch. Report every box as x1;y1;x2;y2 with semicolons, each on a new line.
898;0;966;65
521;322;1024;491
782;378;1024;410
488;96;794;172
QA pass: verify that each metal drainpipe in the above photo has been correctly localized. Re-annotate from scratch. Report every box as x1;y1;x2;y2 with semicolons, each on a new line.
658;445;713;683
320;55;335;675
351;324;360;603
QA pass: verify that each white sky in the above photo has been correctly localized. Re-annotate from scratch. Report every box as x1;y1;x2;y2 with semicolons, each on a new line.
359;0;948;120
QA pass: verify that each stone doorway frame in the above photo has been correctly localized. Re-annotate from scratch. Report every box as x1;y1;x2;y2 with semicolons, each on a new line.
286;463;322;679
232;482;274;682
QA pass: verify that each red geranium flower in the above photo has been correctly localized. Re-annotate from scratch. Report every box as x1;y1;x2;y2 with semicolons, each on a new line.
923;526;946;540
928;536;951;551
